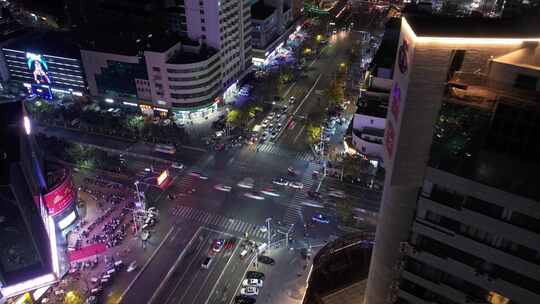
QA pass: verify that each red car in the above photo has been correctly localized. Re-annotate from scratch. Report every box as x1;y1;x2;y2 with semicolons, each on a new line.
212;239;225;253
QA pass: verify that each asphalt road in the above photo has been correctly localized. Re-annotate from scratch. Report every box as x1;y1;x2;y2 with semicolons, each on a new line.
39;16;382;304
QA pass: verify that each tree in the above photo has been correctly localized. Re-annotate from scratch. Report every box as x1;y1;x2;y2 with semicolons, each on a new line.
324;80;344;106
306;123;322;145
342;155;366;179
336;199;354;226
126;115;145;136
64;291;84;304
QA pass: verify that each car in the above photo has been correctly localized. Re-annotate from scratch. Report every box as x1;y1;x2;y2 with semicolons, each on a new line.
289;181;304;189
234;295;256;304
242;279;263;288
244;192;265;200
307;191;322;200
240;287;259;296
312;213;330;224
281;105;288;112
272;177;289;186
270;132;277;139
238;178;254;189
257;255;275;265
260;188;280;197
126;261;137;272
190;171;209;180
268;112;275;119
262;119;269;127
328;190;346;199
287;167;298;176
212;239;225;253
289;96;296;104
259;226;268;233
214;184;232;192
171;162;184;170
246;271;265;280
201;256;213;269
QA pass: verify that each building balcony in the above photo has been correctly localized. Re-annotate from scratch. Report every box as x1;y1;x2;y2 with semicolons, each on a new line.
412;221;540;302
413;219;540;281
417;196;540;253
401;270;470;303
397;289;432;304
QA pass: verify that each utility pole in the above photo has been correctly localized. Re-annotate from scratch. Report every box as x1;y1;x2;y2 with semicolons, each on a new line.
265;218;272;246
320;125;327;177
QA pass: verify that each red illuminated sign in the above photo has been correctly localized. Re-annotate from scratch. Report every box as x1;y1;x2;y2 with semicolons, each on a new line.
44;175;76;216
398;40;409;74
157;170;169;186
385;121;395;157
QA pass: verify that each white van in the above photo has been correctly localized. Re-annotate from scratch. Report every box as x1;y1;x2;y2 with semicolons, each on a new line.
240;249;249;259
257;243;268;254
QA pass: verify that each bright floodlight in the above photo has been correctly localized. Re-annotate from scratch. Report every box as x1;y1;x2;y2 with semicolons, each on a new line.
23;116;31;135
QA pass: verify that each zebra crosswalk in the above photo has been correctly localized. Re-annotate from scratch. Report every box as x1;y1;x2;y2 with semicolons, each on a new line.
283;162;319;225
171;205;268;240
248;143;313;161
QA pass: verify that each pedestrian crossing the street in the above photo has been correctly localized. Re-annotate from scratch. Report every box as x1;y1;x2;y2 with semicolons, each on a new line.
248;143;313;161
171;205;268;240
283;163;319;225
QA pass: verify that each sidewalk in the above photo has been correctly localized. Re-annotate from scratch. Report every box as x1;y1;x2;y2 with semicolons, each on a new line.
248;245;318;304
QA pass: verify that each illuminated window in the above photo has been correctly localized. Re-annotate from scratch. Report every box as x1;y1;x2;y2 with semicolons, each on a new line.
487;291;510;304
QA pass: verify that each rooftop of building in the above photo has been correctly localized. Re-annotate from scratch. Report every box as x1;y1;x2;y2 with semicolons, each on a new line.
251;0;275;20
79;28;187;56
370;18;400;71
167;44;218;64
429;81;540;201
404;14;540;39
356;92;388;119
3;30;82;59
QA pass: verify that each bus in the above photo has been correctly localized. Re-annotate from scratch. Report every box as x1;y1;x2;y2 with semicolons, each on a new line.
154;144;176;155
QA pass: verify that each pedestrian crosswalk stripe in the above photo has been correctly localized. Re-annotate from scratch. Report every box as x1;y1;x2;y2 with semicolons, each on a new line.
172;206;267;238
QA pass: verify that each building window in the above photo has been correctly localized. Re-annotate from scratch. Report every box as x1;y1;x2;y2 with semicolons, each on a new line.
202;26;206;31
201;18;205;23
152;67;161;72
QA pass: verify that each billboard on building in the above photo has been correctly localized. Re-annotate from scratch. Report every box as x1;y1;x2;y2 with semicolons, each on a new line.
26;53;51;84
43;175;76;217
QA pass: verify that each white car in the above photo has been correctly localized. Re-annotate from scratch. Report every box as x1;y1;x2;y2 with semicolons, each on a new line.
214;184;232;192
127;261;137;273
268;112;276;119
244;192;265;200
328;190;346;199
242;279;263;288
171;162;184;170
260;188;280;197
272;178;289;186
289;96;296;104
238;178;254;189
240;287;259;296
190;171;209;180
289;182;304;189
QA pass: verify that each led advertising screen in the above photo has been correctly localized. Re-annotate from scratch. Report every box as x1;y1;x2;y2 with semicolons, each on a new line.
26;52;51;84
43;175;76;216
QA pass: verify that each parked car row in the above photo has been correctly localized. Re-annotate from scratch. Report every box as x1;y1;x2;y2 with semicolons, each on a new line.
235;271;267;303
